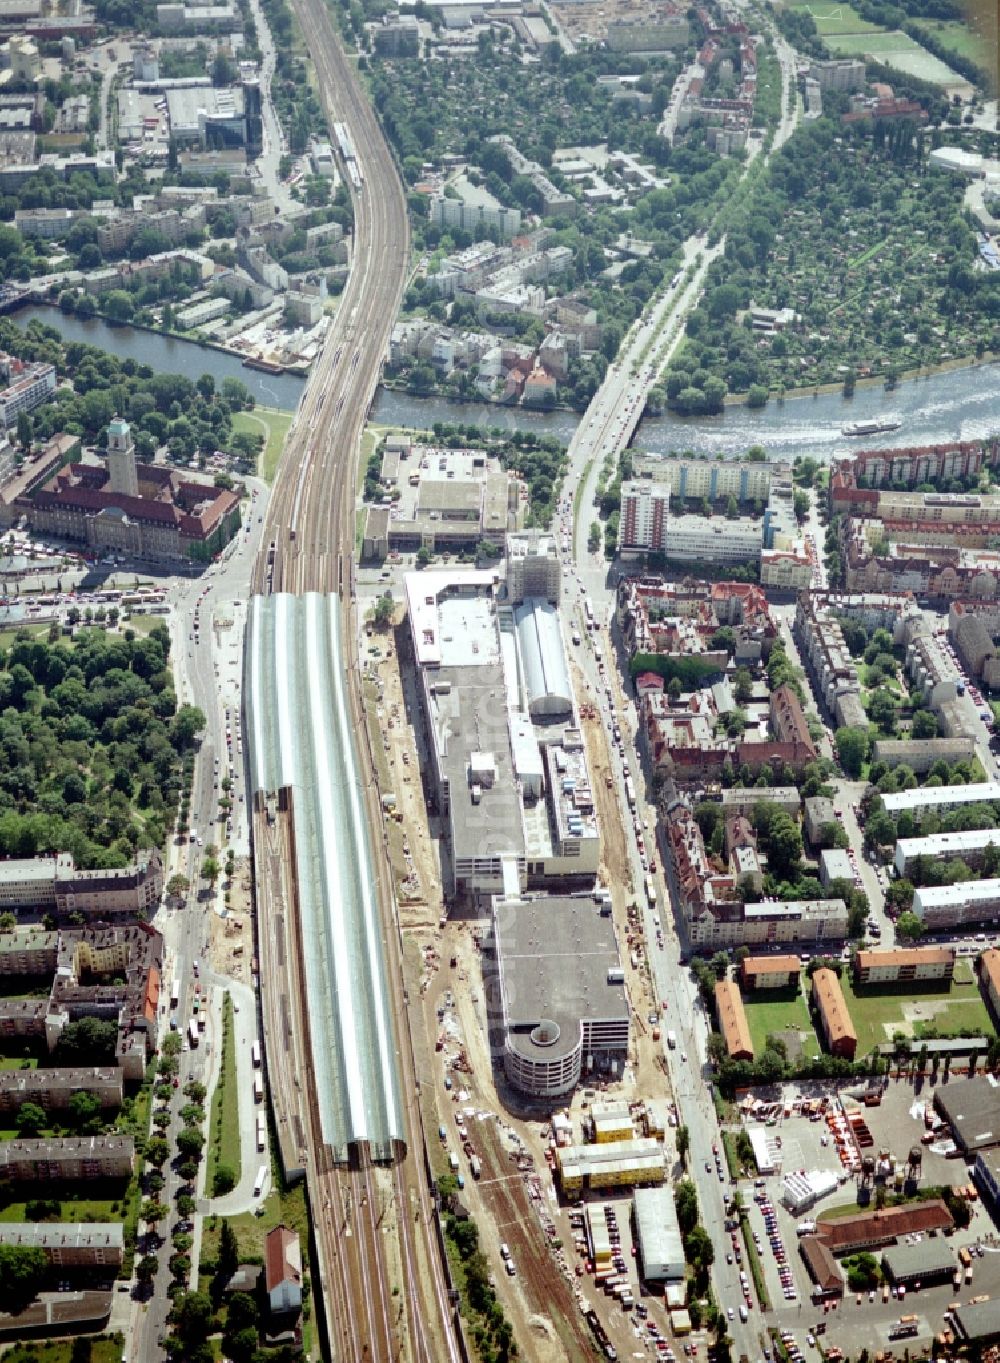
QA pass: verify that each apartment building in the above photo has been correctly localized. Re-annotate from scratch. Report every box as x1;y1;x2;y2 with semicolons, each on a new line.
811;968;857;1060
0;1222;123;1268
620;479;670;554
0;1135;134;1183
617;577;775;664
770;683;816;755
912;879;1000;930
430;195;522;242
0;849;163;918
979;949;1000;1018
0;357;56;429
761;545;813;590
872;737;976;772
853;947;955;986
687;898;849;949
632;455;776;506
894;828;1000;877
880;782;1000;818
740;954;800;990
831;441;1000;511
0;1066;122;1116
715;978;754;1061
807;57;865;90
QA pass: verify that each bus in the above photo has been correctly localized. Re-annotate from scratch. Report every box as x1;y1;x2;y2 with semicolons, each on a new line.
251;1040;261;1069
253;1165;267;1198
646;875;657;908
253;1073;264;1103
170;978;180;1009
256;1113;267;1152
188;1019;199;1048
584;598;596;631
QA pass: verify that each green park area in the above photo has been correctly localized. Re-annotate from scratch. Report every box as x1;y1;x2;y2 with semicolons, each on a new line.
744;985;824;1064
841;961;993;1056
3;1339;125;1363
231;407;293;483
782;0;882;35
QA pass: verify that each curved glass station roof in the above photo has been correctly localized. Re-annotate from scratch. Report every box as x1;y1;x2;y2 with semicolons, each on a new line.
247;593;405;1162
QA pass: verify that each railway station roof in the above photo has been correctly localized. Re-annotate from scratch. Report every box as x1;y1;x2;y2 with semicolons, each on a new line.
247;593;405;1160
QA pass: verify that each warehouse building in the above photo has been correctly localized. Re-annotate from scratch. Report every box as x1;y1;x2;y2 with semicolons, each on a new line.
952;1299;1000;1347
490;892;629;1099
556;1138;666;1195
853;947;955;986
935;1077;1000;1153
633;1185;685;1282
715;979;753;1061
799;1236;843;1299
894;828;1000;877
814;1200;953;1254
881;1239;955;1287
973;1149;1000;1208
740;955;800;990
811;968;857;1060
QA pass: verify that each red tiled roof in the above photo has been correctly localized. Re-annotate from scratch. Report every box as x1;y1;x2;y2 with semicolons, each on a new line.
265;1225;301;1293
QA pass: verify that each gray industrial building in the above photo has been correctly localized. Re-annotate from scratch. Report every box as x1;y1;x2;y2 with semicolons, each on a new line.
633;1185;685;1281
490;892;629;1100
952;1298;1000;1346
935;1077;1000;1153
881;1239;954;1286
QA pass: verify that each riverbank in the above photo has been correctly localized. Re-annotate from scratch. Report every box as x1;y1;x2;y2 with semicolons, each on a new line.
720;349;1000;408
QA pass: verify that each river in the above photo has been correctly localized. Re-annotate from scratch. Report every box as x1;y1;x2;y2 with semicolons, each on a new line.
16;304;1000;461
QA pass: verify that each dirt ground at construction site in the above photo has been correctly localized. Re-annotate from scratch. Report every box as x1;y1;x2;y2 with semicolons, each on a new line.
207;856;253;981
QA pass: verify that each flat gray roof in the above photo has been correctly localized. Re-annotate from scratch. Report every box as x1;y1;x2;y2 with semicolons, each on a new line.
247;594;404;1161
430;662;525;866
881;1238;954;1281
936;1077;1000;1151
954;1297;1000;1343
882;782;1000;813
493;894;627;1066
634;1185;685;1280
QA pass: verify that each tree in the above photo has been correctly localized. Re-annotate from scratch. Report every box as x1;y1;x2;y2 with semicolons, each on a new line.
137;1253;159;1283
766;813;802;878
15;411;32;452
213;1163;237;1196
835;726;869;778
676;1125;690;1163
675;1179;699;1236
67;1089;100;1131
733;668;753;705
201;856;220;886
793;489;810;521
166;874;190;903
218;1219;239;1281
668;676;683;701
176;1127;205;1158
0;911;14;932
145;1137;170;1168
896;911;925;941
372;592;394;628
142;1200;169;1225
0;1244;48;1309
911;709;938;739
416;545;433;568
725;494;739;520
173;1290;215;1346
685;1224;715;1273
15;1102;46;1137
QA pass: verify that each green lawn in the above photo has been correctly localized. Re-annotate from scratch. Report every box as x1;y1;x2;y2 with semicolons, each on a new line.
910;17;989;64
201;1172;309;1265
841;969;993;1055
232;406;293;484
4;1339;125;1363
205;992;241;1195
825;30;965;84
0;1187;126;1223
782;0;883;34
744;987;823;1062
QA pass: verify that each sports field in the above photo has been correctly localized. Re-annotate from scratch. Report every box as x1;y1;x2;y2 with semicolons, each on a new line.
825;30;968;86
782;0;881;35
910;17;989;65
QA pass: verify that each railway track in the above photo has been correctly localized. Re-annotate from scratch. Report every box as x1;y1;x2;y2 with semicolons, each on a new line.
247;1;460;1359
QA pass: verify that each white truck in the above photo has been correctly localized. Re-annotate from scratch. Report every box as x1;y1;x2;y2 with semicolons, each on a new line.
667;1030;677;1050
